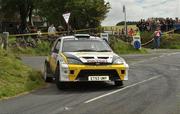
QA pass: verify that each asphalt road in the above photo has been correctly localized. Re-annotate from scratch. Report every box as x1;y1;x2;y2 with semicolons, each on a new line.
0;50;180;114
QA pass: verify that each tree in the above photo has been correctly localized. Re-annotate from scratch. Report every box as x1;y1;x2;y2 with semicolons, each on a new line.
116;21;138;26
0;0;37;33
37;0;110;29
0;0;110;32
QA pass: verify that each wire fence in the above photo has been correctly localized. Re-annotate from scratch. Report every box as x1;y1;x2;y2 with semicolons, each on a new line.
141;29;180;46
0;27;179;50
0;28;102;49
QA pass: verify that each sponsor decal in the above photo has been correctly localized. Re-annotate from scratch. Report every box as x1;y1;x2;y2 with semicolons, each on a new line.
86;59;108;63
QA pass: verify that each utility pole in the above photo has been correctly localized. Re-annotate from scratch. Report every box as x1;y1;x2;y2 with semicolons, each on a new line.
123;5;127;36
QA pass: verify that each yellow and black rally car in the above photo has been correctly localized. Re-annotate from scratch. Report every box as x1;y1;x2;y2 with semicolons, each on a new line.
44;34;129;89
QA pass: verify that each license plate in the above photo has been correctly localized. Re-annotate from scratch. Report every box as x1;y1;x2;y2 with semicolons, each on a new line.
88;76;109;81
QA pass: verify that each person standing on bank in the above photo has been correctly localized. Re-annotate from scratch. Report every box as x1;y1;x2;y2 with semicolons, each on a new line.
48;24;56;36
153;27;162;49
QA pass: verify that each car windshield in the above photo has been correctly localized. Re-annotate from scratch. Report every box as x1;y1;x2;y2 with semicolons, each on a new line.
62;40;112;52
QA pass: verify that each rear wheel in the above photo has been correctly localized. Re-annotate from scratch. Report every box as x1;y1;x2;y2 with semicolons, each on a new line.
114;81;123;86
44;61;53;82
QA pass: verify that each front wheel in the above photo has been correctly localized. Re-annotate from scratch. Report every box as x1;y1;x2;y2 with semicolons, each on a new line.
114;81;123;86
44;62;53;82
55;65;65;89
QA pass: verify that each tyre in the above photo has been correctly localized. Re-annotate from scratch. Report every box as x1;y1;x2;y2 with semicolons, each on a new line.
114;81;123;86
55;65;65;89
44;61;53;82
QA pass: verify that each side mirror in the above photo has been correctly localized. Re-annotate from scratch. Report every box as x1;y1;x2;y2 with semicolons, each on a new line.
103;38;109;44
51;48;59;53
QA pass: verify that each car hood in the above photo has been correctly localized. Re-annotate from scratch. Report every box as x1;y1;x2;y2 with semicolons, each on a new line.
63;52;121;64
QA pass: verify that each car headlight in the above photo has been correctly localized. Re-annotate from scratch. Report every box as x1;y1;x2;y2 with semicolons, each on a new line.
113;58;125;65
67;58;82;64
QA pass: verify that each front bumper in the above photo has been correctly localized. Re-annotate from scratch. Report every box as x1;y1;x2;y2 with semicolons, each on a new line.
60;64;129;82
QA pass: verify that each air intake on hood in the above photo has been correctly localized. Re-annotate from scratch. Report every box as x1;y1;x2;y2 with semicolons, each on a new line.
82;57;94;59
98;57;109;59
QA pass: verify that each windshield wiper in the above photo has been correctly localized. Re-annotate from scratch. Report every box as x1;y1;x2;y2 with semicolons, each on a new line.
76;49;97;52
97;50;112;52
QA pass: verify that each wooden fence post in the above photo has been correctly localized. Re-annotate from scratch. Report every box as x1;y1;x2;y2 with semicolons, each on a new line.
2;32;9;50
0;35;3;49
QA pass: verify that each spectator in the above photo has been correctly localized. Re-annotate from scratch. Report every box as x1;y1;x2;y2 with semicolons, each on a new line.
15;23;20;34
137;17;178;33
29;26;38;39
128;28;134;37
170;18;174;29
134;28;140;36
166;18;170;31
48;24;56;36
121;28;125;35
146;19;151;31
48;24;57;43
153;27;162;49
57;26;65;36
159;20;164;32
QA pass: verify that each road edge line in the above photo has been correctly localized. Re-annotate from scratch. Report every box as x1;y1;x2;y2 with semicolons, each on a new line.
84;75;162;104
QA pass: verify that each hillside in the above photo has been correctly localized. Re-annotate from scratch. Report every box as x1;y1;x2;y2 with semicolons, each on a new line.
0;49;45;99
109;36;147;54
141;32;180;49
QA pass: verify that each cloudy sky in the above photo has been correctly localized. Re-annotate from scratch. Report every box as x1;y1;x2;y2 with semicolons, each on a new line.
102;0;180;26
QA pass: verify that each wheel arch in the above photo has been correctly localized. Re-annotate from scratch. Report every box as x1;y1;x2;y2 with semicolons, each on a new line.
56;60;60;69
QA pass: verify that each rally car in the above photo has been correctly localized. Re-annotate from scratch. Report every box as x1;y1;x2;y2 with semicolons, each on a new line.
44;34;129;89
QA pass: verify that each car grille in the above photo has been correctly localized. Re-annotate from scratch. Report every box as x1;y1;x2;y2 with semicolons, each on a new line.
76;70;120;81
82;56;110;65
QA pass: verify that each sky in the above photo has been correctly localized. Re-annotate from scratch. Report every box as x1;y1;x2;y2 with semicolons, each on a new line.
102;0;180;26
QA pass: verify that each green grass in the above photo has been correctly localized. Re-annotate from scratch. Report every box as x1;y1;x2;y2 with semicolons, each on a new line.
141;31;154;43
161;34;180;49
110;36;148;54
9;40;51;56
8;35;148;55
0;49;45;99
140;32;180;49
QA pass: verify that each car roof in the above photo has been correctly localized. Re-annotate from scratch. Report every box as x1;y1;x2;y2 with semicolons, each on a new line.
57;34;101;41
74;34;90;38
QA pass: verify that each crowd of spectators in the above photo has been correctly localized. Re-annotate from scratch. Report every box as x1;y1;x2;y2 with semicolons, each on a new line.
136;18;180;32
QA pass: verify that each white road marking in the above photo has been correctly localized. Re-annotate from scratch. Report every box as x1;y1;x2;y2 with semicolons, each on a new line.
150;57;158;60
159;55;166;58
84;75;162;104
51;106;73;114
130;52;180;66
85;52;179;103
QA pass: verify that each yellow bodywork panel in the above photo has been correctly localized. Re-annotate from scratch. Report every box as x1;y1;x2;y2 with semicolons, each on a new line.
48;53;68;73
68;64;127;81
49;56;56;73
60;53;68;63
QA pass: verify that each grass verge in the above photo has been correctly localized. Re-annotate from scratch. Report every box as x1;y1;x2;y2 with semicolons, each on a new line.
161;34;180;49
140;31;180;49
9;38;51;56
0;49;45;100
9;36;148;55
110;36;148;54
